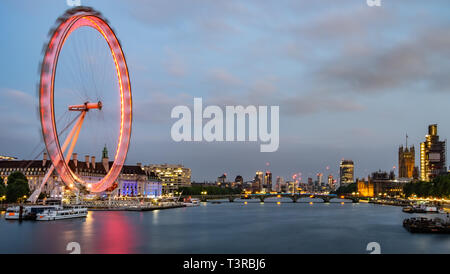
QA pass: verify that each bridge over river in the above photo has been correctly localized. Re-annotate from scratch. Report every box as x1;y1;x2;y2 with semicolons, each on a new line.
182;193;360;203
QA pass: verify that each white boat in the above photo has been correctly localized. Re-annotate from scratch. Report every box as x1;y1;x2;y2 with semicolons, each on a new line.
36;206;88;221
424;206;438;213
183;198;200;207
4;205;61;220
4;206;21;220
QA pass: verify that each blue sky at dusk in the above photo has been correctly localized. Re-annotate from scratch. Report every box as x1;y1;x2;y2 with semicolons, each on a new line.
2;0;450;182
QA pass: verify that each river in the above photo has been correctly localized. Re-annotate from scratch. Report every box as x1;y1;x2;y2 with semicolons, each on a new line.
0;198;449;254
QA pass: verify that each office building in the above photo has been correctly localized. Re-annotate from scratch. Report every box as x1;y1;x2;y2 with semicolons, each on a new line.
144;163;191;194
420;124;446;181
339;159;354;186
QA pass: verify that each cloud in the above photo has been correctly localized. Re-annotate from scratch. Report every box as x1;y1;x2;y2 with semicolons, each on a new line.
282;92;365;116
208;68;242;86
2;88;35;107
162;48;188;77
314;25;450;94
133;91;192;124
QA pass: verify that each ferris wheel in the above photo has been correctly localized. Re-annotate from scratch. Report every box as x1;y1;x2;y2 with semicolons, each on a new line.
29;7;132;202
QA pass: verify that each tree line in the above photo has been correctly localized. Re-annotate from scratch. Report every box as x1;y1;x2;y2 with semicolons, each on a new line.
403;175;450;198
0;172;30;203
334;183;357;194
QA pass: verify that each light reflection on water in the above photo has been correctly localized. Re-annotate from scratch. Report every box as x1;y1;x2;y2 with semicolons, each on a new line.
0;200;449;254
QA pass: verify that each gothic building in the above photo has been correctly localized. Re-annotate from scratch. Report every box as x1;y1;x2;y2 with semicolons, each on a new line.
398;144;415;178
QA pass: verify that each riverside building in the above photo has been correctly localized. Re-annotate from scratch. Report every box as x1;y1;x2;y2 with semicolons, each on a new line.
339;159;354;186
398;138;415;179
143;164;191;194
420;124;446;182
0;147;162;198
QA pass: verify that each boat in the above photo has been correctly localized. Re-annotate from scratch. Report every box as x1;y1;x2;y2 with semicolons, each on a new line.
4;205;62;220
402;204;440;213
403;215;450;234
4;206;21;220
36;206;88;221
183;198;200;207
402;206;414;213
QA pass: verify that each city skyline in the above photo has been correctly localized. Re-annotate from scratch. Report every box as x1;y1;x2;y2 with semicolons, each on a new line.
2;1;450;182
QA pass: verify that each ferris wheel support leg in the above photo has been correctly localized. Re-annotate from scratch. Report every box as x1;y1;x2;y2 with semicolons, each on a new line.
28;113;86;204
65;111;86;165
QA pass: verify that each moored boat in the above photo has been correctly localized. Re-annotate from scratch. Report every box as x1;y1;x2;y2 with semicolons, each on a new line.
4;206;21;220
402;206;414;213
403;216;450;234
4;205;62;220
36;206;88;221
183;198;200;207
402;204;440;213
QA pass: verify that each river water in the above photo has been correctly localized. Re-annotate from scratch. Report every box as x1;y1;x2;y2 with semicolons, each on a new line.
0;198;449;254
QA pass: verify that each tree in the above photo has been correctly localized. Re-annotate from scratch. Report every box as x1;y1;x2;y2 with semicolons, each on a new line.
335;183;357;194
0;177;5;197
6;172;30;203
403;175;450;198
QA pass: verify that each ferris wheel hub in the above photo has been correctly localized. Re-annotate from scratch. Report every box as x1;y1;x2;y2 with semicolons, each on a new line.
68;101;102;111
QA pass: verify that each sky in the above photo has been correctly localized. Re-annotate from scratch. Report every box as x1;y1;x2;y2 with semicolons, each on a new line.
2;0;450;182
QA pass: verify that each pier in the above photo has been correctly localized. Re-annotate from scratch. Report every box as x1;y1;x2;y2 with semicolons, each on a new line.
79;200;185;211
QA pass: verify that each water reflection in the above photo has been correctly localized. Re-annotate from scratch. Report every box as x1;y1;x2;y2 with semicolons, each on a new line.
95;212;138;254
0;203;449;254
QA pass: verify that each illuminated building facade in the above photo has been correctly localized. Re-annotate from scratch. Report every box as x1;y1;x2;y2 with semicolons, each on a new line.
287;181;298;193
0;148;162;198
328;174;336;190
0;155;17;161
357;170;407;197
144;164;191;194
317;173;323;186
339;159;354;186
117;166;162;198
253;171;263;192
275;176;284;192
398;144;415;178
420;124;446;182
264;171;272;190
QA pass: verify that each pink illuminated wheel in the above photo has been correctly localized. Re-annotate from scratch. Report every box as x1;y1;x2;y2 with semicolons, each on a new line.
39;7;132;193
